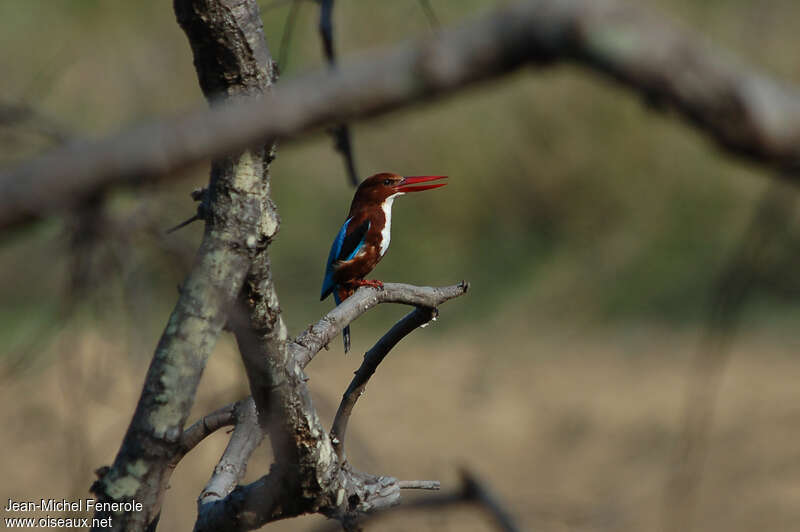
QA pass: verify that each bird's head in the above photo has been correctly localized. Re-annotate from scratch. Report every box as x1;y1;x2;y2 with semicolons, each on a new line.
352;172;447;206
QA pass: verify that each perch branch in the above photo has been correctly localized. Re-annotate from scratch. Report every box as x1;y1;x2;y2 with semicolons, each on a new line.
331;307;438;464
195;281;467;531
6;0;800;230
292;281;469;368
181;281;465;468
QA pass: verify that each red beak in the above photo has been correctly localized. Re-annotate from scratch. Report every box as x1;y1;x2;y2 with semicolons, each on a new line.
395;175;448;193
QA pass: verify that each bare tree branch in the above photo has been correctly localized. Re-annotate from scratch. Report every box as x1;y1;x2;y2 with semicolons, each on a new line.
195;466;443;531
317;0;335;63
316;0;360;187
417;0;440;29
314;469;519;532
292;281;469;368
88;0;279;529
277;0;302;70
331;307;438;464
198;398;264;504
165;281;465;527
224;248;333;513
195;280;467;531
176;401;239;460
6;0;800;231
0;100;73;144
161;281;465;519
459;470;521;532
79;0;468;529
179;281;465;459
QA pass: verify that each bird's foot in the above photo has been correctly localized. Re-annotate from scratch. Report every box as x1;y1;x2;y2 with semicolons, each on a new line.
353;279;384;290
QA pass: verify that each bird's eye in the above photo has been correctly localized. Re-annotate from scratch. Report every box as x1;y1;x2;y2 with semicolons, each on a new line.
383;179;392;185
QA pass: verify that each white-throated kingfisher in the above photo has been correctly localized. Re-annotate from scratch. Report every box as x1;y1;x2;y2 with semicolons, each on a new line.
320;172;447;352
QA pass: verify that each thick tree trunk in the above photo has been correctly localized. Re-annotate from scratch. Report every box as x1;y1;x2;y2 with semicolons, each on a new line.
89;1;277;530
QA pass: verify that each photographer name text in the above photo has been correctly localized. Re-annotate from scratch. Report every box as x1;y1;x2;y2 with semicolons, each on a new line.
5;498;142;513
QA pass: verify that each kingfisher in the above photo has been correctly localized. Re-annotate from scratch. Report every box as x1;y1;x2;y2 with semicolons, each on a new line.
320;172;447;352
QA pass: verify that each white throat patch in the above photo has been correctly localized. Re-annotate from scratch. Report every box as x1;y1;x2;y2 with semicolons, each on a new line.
379;192;403;257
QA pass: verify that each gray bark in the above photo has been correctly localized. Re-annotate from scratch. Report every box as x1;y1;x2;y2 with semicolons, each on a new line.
89;0;277;529
194;281;468;531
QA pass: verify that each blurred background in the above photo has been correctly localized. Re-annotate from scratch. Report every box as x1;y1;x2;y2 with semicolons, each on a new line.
1;0;800;530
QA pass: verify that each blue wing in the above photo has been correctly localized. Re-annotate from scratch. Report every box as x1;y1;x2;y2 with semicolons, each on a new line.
320;218;370;301
320;218;351;301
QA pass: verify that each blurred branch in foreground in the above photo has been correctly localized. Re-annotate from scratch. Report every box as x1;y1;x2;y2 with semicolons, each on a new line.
4;0;800;231
0;100;73;145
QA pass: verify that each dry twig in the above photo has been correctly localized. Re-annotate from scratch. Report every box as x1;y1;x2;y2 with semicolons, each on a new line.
315;469;521;532
331;307;438;464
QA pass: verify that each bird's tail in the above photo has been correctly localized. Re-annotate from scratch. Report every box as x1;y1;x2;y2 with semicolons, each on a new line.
335;287;354;354
342;325;351;353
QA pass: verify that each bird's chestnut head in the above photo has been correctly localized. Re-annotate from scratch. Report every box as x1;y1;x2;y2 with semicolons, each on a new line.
352;172;447;206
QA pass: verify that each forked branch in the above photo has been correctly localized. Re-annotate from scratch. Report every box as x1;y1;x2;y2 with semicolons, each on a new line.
292;281;469;367
197;398;264;505
170;282;466;471
194;280;467;531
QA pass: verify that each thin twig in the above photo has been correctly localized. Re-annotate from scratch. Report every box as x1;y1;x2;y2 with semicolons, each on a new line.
175;401;240;463
460;469;521;532
329;124;359;187
417;0;440;29
318;0;335;63
278;0;302;71
165;213;201;234
316;0;360;186
314;468;520;532
398;480;441;490
331;307;437;463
